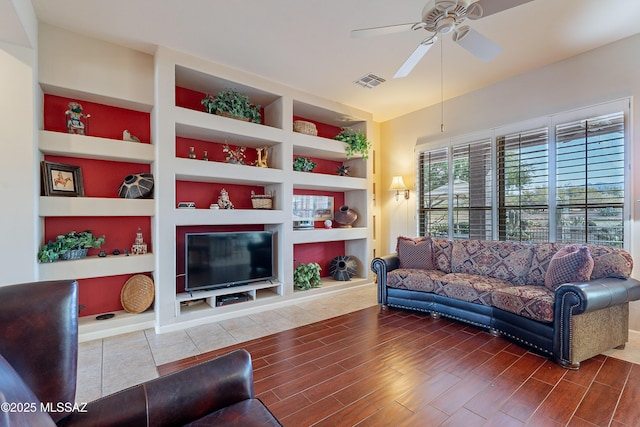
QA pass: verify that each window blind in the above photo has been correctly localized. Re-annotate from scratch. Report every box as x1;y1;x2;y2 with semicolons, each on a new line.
497;127;549;242
555;111;625;246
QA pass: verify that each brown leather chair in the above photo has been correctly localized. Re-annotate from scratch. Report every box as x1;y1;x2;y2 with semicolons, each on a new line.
0;280;281;426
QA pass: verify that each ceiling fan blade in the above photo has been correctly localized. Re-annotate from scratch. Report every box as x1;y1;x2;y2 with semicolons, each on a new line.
469;0;534;19
393;38;437;78
452;26;502;62
351;23;416;38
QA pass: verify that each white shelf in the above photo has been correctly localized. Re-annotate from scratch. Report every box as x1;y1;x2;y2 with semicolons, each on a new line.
39;130;155;163
292;227;368;244
174;208;287;226
174;106;285;142
78;309;155;342
39;197;155;217
174;157;284;185
39;253;155;281
292;132;352;160
292;172;367;191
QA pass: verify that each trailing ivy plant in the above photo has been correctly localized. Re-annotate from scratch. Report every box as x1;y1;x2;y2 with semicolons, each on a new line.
334;127;371;160
37;230;105;263
201;89;262;123
293;262;322;290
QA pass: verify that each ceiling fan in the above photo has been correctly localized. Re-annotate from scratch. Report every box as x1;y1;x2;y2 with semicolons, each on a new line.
351;0;534;78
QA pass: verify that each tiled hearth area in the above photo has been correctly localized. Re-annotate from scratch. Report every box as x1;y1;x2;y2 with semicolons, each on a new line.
75;283;640;407
76;284;379;402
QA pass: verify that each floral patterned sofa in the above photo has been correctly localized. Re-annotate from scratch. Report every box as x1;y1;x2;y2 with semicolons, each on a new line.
371;237;640;369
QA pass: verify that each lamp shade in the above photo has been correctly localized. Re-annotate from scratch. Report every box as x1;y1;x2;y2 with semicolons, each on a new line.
388;176;408;191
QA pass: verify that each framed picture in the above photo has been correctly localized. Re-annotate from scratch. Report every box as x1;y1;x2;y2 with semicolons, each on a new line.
292;195;334;228
41;161;84;197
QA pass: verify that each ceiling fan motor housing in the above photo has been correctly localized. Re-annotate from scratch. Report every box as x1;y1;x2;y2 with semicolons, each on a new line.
422;0;476;33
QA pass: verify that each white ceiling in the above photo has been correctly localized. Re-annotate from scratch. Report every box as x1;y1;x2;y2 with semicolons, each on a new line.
28;0;640;122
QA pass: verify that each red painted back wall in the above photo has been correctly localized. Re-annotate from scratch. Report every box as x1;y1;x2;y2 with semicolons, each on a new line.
43;95;152;317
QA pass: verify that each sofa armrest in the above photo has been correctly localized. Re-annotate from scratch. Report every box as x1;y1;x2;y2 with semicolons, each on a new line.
554;277;640;315
371;254;399;306
59;349;255;427
553;277;640;367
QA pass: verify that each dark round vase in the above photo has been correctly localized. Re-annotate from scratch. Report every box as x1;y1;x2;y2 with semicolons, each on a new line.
334;205;357;228
118;173;154;199
329;255;357;281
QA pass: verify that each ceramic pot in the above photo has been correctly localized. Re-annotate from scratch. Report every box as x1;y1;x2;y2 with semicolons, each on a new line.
118;173;154;199
334;205;357;228
329;255;357;281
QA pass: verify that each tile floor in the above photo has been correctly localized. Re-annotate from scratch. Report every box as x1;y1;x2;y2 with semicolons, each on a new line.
75;283;640;404
75;284;380;403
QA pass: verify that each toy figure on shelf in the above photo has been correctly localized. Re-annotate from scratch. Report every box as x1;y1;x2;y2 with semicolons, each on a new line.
217;188;234;209
65;102;90;135
123;130;141;142
131;227;148;255
255;146;269;167
223;143;247;165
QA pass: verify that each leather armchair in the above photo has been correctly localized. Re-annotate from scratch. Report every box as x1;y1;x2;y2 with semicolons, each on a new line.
0;280;281;426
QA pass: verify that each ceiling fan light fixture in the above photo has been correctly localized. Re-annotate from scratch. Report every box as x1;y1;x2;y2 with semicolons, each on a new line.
436;16;457;34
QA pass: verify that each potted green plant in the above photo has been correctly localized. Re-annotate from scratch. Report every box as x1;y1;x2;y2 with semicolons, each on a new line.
201;89;262;123
293;262;322;290
293;156;316;172
334;127;372;159
37;230;106;263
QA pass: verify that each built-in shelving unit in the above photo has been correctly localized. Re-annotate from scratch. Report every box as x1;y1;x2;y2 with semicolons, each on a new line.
154;47;374;332
36;28;375;340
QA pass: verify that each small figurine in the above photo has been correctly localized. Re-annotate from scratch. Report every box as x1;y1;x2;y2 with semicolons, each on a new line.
112;249;121;255
255;146;269;167
131;227;148;255
65;102;90;135
217;188;234;209
188;146;197;159
202;150;209;161
123;130;141;142
223;143;247;164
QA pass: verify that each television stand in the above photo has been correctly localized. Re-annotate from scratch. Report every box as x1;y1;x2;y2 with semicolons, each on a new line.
175;281;283;316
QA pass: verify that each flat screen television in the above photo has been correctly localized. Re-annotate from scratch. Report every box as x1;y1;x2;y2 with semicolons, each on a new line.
185;231;274;292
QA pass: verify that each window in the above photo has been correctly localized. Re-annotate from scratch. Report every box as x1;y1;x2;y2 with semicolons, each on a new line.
416;101;628;247
418;138;492;239
497;127;549;242
555;112;625;247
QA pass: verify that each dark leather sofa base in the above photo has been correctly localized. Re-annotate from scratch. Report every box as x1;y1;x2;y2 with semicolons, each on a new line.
183;399;282;426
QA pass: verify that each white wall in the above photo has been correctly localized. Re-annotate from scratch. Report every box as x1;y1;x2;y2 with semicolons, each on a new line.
380;33;640;330
0;0;38;285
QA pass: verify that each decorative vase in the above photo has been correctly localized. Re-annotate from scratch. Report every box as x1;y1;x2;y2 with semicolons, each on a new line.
329;256;357;281
61;248;88;260
118;173;154;199
334;205;357;228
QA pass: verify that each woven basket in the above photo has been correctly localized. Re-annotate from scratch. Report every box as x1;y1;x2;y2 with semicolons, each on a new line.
61;248;88;260
216;110;251;122
293;120;318;136
251;190;273;209
120;274;154;314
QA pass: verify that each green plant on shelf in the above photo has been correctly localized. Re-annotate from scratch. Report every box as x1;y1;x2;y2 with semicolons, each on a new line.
293;262;322;291
293;156;316;172
334;127;371;160
37;230;105;263
201;89;262;123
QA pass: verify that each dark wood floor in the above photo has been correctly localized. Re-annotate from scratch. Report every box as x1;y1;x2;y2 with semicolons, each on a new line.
158;305;640;426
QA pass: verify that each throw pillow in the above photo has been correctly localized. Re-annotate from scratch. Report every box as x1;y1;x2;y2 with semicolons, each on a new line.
397;236;435;270
544;245;594;291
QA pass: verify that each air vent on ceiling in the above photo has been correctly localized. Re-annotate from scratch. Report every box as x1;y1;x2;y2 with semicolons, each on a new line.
354;73;386;89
